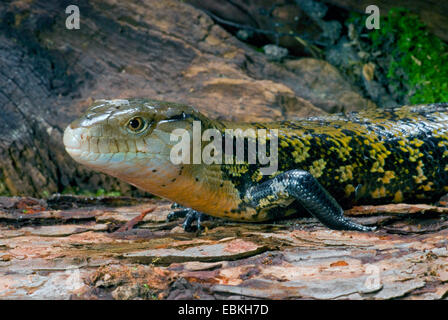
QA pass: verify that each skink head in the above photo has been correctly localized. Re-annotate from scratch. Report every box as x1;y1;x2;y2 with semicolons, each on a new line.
63;98;207;188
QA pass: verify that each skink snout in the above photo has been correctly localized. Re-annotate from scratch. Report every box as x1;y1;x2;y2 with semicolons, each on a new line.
63;124;85;158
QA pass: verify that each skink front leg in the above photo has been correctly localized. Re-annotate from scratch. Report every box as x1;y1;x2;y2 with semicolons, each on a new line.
245;170;375;232
167;206;211;232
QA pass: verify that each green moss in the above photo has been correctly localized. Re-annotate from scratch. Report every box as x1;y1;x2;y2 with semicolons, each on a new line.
62;186;122;197
348;8;448;104
0;182;9;196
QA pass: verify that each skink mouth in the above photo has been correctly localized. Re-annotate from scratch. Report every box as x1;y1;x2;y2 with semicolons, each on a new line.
63;125;86;159
63;125;117;171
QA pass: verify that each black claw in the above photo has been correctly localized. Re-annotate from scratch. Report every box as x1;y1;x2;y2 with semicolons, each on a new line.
182;210;210;232
167;209;190;221
334;217;377;232
182;212;197;231
168;207;211;232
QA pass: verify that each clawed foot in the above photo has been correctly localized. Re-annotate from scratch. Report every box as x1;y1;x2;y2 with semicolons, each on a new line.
167;205;211;232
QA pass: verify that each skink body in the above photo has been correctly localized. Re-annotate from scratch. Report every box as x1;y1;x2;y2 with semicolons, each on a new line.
63;99;448;232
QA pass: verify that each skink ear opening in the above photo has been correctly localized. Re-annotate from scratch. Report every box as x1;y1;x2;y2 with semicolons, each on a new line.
166;112;187;121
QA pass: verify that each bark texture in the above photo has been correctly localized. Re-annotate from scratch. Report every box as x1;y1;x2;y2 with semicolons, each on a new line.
1;196;447;299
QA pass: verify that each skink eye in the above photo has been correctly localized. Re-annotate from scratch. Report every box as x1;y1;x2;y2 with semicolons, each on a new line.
127;117;147;133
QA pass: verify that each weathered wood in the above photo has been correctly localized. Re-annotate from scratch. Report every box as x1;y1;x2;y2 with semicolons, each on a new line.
1;196;447;299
